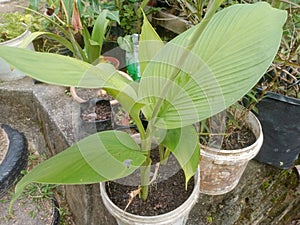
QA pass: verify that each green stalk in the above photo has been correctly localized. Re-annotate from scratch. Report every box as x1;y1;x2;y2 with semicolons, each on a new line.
187;0;223;44
138;0;224;201
160;146;170;165
150;0;224;120
20;7;69;37
129;113;151;201
139;120;153;200
159;144;165;162
139;157;152;200
59;0;69;25
67;28;86;61
115;0;121;11
196;0;204;22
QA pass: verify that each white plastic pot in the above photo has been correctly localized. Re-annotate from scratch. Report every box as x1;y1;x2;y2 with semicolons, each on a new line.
100;168;200;225
199;109;263;195
0;24;35;81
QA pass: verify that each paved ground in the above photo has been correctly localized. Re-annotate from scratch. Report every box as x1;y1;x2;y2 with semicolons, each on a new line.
0;0;28;14
0;88;57;224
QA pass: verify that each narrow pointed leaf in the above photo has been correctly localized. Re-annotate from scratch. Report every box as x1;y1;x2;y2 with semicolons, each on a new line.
89;11;109;63
91;11;109;42
160;126;200;187
139;12;164;75
82;26;93;62
107;10;120;24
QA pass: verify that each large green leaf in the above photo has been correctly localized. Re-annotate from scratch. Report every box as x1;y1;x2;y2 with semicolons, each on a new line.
0;46;138;113
11;131;146;208
0;46;91;86
159;126;200;187
138;2;287;129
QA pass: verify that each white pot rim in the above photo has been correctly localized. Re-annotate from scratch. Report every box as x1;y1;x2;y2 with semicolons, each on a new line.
200;110;263;159
100;167;200;223
0;23;29;46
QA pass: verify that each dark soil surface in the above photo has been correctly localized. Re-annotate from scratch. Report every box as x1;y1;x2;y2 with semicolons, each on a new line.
200;110;257;150
221;123;256;149
81;99;112;121
105;148;195;216
106;168;194;216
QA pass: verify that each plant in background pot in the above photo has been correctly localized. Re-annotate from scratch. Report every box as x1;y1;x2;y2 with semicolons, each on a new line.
198;104;263;195
175;0;210;25
249;1;300;170
0;12;35;81
113;0;156;35
23;0;120;64
77;98;113;139
0;1;286;224
23;0;121;132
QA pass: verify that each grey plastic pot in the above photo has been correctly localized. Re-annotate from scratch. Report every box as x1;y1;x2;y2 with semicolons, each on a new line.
100;168;200;225
199;109;263;195
0;23;35;81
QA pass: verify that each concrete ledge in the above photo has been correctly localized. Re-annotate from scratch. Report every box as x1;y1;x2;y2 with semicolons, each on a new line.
0;77;299;225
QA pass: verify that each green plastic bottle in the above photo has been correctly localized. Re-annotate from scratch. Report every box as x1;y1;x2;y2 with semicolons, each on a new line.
126;34;140;81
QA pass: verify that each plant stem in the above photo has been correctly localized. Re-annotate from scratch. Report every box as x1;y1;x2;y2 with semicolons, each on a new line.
130;114;151;200
67;28;85;61
159;145;165;162
140;157;151;201
138;0;224;201
59;0;69;25
139;121;153;200
150;0;224;121
196;0;204;22
135;118;146;141
161;147;170;165
192;0;223;39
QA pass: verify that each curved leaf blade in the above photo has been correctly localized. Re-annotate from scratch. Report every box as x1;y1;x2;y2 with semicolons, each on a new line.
11;131;146;210
0;46;138;113
138;2;287;129
160;126;200;187
139;13;164;75
19;31;74;52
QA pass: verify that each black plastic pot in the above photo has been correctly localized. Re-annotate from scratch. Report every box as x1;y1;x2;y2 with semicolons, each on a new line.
78;98;113;139
254;91;300;169
0;124;28;196
51;197;60;225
